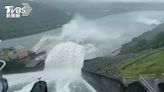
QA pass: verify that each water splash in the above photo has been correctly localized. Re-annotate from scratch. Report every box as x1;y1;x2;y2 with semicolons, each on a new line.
6;42;96;92
44;42;84;72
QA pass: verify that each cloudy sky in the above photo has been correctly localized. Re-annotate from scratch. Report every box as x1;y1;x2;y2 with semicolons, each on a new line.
55;0;164;2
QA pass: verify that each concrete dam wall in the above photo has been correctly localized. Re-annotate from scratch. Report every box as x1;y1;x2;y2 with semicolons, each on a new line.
82;70;164;92
82;70;125;92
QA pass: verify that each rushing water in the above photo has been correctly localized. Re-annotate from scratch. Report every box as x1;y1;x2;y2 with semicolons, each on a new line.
4;42;96;92
2;11;164;51
3;10;164;92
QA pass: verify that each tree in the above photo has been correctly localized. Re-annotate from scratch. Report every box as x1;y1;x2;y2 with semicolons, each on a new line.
151;32;164;49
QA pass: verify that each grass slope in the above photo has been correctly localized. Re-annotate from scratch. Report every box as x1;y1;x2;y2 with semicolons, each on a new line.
119;48;164;77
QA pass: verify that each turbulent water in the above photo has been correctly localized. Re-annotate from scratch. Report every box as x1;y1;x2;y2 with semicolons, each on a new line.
4;42;96;92
2;11;164;53
44;42;84;71
3;10;164;92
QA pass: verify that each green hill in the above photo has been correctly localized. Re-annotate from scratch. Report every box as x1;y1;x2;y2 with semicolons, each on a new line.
83;48;164;78
83;21;164;78
119;48;164;77
118;23;164;78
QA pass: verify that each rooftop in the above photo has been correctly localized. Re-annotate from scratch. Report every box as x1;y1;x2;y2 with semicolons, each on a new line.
14;45;25;50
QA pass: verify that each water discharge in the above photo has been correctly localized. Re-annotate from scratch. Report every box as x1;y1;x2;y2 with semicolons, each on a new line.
44;42;84;72
5;42;96;92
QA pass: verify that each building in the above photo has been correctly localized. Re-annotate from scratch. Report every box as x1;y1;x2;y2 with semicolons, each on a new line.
9;45;29;59
14;45;28;59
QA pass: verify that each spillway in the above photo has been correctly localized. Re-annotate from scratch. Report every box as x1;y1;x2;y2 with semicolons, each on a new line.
5;42;96;92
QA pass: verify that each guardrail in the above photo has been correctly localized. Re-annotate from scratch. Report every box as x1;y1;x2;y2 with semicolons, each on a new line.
0;60;6;92
0;60;6;70
139;75;157;92
140;74;156;78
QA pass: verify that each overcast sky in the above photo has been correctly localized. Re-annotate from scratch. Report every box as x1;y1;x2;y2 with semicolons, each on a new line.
55;0;164;2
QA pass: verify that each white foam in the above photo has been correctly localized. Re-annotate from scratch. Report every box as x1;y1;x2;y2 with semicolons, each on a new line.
6;42;96;92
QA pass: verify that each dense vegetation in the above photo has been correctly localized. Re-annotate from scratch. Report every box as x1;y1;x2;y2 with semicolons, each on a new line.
84;47;164;78
0;59;26;74
3;60;25;70
119;48;164;77
0;0;73;40
151;32;164;49
83;24;164;78
120;23;164;54
117;24;164;78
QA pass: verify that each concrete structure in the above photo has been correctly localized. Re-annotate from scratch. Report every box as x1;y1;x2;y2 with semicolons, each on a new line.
9;45;28;59
82;70;125;92
14;45;28;59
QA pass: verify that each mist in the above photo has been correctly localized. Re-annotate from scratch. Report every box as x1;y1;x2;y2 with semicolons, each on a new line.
34;0;164;3
61;15;110;42
2;1;164;58
59;12;164;56
60;15;125;54
136;17;161;25
33;11;163;59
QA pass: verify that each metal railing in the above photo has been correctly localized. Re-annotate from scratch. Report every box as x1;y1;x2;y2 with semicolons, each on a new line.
161;73;164;77
139;75;157;92
0;60;6;71
0;60;6;92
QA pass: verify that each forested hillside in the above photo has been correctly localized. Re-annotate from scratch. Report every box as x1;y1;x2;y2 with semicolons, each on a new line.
120;23;164;54
84;23;164;78
0;0;73;40
119;47;164;77
117;23;164;77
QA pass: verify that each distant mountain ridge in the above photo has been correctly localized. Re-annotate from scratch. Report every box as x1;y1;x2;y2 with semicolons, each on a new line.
0;0;73;40
120;23;164;54
136;23;164;40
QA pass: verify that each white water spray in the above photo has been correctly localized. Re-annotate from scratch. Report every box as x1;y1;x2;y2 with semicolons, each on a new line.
6;42;96;92
44;42;84;72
